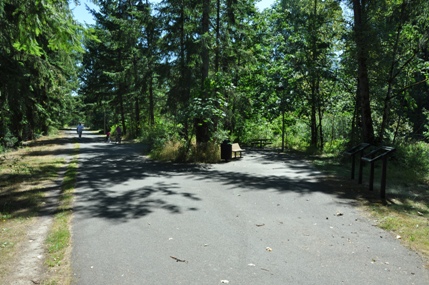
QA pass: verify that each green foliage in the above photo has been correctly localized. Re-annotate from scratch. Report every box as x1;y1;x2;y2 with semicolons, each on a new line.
3;0;429;162
394;141;429;181
287;121;311;151
268;0;344;149
140;120;182;151
422;109;429;141
241;117;274;142
0;0;84;148
212;128;231;144
186;95;226;133
0;130;18;149
80;0;162;136
323;139;347;155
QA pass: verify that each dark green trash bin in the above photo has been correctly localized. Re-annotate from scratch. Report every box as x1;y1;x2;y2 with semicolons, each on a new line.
221;140;232;161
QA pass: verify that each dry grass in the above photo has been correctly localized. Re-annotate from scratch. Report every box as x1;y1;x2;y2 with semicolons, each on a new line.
0;135;66;283
0;217;37;280
150;140;221;163
151;140;182;161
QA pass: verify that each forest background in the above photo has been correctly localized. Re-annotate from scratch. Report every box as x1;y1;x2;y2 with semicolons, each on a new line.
1;0;429;273
1;0;429;162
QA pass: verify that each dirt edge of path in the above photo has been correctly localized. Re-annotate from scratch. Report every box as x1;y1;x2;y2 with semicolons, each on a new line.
1;134;73;285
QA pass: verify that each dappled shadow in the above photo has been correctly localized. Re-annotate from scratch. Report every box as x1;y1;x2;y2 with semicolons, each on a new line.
25;129;94;146
238;148;423;210
0;177;67;219
0;160;65;218
25;130;110;157
5;131;391;222
212;148;382;204
71;139;386;223
72;137;208;222
73;182;201;223
0;130;140;219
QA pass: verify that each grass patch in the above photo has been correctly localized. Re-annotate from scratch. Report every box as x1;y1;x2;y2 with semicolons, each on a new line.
368;203;429;257
45;212;71;267
43;144;79;285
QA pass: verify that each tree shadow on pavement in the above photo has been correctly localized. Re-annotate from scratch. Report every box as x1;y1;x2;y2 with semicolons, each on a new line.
238;148;380;202
10;132;381;222
70;136;381;223
72;137;207;222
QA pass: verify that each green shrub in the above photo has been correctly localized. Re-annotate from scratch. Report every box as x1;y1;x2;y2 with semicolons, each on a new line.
140;122;180;150
1;130;18;148
324;138;347;155
393;141;429;182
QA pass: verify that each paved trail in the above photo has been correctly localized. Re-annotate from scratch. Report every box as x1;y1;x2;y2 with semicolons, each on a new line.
71;133;429;285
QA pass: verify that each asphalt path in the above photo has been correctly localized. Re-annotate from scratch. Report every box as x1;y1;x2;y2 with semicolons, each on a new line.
71;131;429;285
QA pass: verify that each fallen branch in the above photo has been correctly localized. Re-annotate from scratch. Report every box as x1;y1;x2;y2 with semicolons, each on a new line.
170;256;187;263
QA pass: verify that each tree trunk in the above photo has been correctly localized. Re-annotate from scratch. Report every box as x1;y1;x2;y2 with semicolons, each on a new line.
195;0;211;144
379;1;408;143
309;0;319;149
353;0;375;144
281;110;285;152
149;75;155;126
135;97;140;136
351;80;361;143
202;0;210;86
178;6;191;140
118;88;126;135
310;90;318;148
318;94;324;151
215;0;220;73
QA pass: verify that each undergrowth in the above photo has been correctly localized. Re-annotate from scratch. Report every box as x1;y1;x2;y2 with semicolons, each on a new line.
150;140;220;163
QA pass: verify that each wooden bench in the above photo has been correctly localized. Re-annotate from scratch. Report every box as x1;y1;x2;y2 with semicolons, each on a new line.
231;143;245;158
250;139;272;148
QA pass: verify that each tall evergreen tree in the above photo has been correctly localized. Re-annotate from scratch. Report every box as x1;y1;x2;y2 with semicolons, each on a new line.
0;0;83;145
274;0;343;149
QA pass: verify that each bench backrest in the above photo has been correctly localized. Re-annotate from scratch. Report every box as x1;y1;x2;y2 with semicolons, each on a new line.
231;143;242;151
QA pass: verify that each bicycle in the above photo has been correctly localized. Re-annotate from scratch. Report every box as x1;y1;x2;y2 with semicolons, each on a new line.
115;133;121;144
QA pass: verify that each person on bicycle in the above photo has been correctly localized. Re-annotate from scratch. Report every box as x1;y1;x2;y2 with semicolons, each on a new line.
115;125;122;144
105;130;111;143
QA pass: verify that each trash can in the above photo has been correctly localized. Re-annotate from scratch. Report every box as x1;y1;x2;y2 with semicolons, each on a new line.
221;140;232;161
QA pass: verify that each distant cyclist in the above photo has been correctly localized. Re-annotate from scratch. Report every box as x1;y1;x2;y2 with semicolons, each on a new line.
105;130;111;143
115;125;122;144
